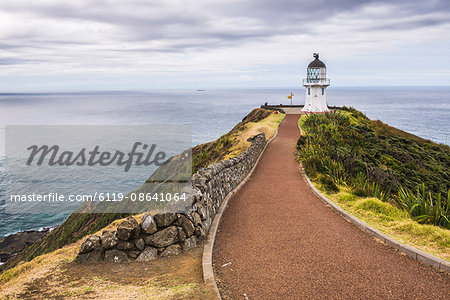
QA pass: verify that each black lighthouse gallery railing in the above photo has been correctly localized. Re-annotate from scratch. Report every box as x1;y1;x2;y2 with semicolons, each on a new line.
302;78;331;85
260;104;343;113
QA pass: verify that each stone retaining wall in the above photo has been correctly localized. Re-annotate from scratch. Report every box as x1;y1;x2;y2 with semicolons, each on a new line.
76;133;266;263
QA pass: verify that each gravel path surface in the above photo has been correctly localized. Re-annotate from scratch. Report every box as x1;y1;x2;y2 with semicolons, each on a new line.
213;114;450;299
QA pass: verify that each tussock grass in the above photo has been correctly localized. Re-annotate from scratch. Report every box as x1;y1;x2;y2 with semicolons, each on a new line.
224;112;284;159
320;185;450;260
395;184;450;228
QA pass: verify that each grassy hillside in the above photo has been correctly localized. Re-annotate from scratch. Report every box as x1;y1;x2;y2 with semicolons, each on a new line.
192;108;281;170
1;108;283;272
297;108;449;259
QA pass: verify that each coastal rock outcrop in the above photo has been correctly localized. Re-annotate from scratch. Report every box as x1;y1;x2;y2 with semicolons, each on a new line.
76;133;266;263
0;229;49;263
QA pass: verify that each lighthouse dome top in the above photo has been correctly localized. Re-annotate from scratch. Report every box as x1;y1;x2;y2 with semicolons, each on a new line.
308;53;326;68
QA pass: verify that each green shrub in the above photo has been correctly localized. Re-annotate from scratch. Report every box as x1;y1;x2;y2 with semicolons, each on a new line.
219;134;231;147
319;175;339;193
350;159;367;176
298;108;450;229
297;136;306;149
303;157;320;179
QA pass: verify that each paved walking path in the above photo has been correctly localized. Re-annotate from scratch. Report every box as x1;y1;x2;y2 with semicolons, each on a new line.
213;114;449;299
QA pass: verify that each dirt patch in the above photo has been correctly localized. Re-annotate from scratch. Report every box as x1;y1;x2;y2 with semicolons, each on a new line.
65;246;204;285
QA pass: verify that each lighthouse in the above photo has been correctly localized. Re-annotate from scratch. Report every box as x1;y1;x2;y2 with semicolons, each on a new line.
302;53;330;113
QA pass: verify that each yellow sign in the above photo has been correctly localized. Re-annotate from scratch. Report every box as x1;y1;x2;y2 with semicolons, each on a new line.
287;92;294;100
287;95;292;99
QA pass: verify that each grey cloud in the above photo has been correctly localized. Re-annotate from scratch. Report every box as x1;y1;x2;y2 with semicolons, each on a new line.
0;57;46;65
372;15;450;32
4;0;450;47
0;0;449;72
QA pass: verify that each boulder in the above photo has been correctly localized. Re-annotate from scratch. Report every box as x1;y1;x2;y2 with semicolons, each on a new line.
127;250;140;259
136;247;158;261
190;212;202;227
182;236;197;251
116;241;136;251
141;213;157;234
160;244;182;257
177;227;186;242
134;238;145;251
79;235;101;254
144;226;178;248
104;249;129;263
76;248;104;263
195;226;206;238
117;217;140;240
101;230;118;249
179;215;195;237
193;177;207;192
172;217;182;226
197;202;208;221
153;213;177;227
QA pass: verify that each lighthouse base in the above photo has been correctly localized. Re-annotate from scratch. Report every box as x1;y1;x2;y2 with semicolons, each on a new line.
302;85;330;113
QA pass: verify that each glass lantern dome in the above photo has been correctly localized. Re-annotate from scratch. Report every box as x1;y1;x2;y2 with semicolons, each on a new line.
305;53;329;85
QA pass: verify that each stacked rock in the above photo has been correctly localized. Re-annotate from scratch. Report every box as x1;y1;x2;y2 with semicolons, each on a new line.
76;212;199;263
76;133;266;263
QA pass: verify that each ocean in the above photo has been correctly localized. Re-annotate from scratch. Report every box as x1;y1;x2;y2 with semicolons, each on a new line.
0;86;449;237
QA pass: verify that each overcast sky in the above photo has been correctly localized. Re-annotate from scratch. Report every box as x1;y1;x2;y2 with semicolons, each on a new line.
1;0;449;91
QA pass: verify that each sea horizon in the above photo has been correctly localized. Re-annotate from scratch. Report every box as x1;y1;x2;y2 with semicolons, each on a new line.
1;84;450;94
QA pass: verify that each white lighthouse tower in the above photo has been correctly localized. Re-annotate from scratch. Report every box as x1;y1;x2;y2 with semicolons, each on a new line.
302;53;330;113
